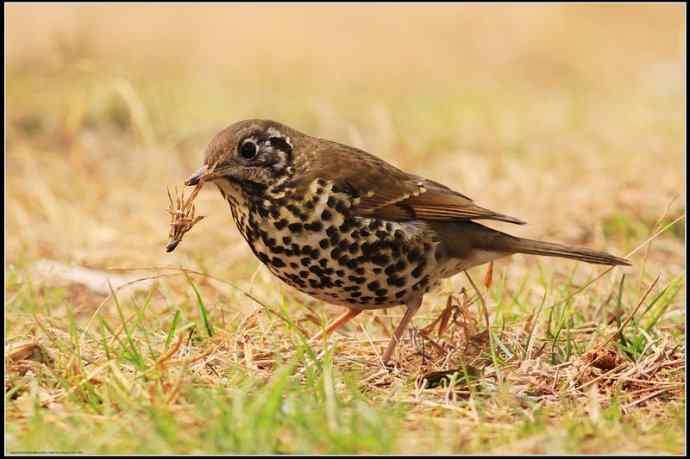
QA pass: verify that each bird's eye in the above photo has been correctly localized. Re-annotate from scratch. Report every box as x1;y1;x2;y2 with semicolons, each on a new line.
239;141;257;159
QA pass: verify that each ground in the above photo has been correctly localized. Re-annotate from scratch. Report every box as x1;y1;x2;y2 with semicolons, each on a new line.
5;4;686;454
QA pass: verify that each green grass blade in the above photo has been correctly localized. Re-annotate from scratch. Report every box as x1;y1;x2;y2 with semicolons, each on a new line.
184;272;214;338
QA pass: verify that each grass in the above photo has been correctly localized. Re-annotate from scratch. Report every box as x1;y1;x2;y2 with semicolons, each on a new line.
5;4;686;455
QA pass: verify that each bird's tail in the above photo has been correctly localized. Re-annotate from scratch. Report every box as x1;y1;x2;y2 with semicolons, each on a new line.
468;223;631;266
506;237;631;266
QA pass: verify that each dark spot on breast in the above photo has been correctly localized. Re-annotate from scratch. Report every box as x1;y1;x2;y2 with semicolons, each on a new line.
411;262;426;278
355;267;365;275
308;279;321;288
395;290;407;298
282;236;292;244
372;254;390;266
319;258;328;268
339;218;355;233
369;241;384;253
407;248;421;263
367;281;380;292
350;291;362;298
330;247;343;260
305;221;323;232
387;276;406;287
271;257;286;268
300;257;311;267
360;296;372;302
319;238;330;249
353;256;367;265
288;223;303;233
289;262;298;269
327;197;337;208
335;270;345;276
321;209;332;221
287;273;304;286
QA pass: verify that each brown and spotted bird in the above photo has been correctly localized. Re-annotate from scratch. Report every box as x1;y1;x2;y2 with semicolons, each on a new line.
184;119;630;363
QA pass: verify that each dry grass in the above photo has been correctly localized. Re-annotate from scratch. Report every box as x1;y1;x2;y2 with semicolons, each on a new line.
5;4;686;454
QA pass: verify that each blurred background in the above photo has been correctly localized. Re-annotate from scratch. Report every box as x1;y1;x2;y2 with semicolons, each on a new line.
5;6;685;453
6;3;685;278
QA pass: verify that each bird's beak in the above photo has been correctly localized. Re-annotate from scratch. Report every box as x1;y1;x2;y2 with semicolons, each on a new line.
185;165;211;186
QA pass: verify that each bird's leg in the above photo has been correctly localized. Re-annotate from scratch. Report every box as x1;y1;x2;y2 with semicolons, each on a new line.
310;308;363;341
381;297;423;364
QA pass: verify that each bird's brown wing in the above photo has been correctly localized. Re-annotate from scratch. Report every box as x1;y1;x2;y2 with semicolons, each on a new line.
303;140;526;225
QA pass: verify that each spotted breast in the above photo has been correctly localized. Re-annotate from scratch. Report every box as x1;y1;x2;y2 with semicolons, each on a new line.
217;176;440;309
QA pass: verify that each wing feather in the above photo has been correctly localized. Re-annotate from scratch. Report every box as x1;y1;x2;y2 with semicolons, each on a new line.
300;139;526;225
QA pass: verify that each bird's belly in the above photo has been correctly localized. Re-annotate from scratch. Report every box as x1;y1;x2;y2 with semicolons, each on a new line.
229;186;440;309
436;249;508;279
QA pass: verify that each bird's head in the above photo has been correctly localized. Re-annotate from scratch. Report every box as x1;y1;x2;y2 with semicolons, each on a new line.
185;119;300;194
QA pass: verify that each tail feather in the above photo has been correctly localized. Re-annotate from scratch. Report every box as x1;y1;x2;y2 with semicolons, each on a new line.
464;222;632;267
508;238;631;266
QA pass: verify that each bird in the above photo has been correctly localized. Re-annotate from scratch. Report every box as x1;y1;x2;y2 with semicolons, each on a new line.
183;119;631;364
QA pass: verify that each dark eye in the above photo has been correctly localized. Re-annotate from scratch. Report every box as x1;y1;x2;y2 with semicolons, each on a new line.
239;141;257;159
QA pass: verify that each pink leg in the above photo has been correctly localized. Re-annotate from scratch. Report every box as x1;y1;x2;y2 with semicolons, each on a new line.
381;298;423;363
311;308;363;341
